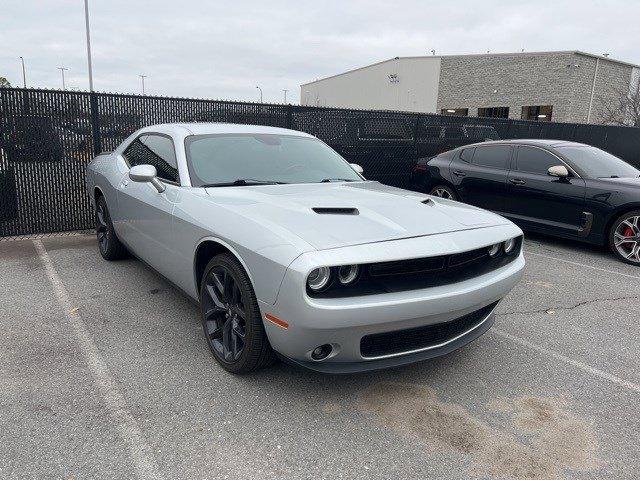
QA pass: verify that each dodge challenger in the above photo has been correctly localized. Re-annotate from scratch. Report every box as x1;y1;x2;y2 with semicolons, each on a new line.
86;123;524;373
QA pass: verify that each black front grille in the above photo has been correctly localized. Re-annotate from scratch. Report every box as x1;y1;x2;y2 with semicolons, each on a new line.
360;301;498;358
309;237;522;298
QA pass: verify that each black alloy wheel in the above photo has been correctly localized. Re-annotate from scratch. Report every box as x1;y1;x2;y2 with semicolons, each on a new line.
200;254;275;373
95;196;128;260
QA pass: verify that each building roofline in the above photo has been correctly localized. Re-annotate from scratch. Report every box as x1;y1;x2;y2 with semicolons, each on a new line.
300;50;640;86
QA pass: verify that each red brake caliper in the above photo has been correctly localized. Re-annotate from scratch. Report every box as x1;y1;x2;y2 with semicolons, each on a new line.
623;226;635;251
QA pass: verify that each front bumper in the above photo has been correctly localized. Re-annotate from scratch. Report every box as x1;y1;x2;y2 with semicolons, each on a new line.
259;225;524;373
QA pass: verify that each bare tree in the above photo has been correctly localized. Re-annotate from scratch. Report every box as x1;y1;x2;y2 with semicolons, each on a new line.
0;76;11;88
599;81;640;127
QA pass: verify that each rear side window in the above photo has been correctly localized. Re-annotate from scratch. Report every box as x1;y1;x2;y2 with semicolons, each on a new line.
516;147;562;175
124;134;179;183
472;145;511;169
460;147;475;162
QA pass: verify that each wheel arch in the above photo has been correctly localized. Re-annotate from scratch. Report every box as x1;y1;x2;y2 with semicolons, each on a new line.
603;203;640;244
193;237;256;296
93;186;105;206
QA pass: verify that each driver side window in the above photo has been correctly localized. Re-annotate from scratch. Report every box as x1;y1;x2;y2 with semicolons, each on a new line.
124;134;179;183
516;147;564;175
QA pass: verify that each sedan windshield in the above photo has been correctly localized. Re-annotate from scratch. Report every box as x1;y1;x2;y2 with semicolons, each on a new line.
185;134;362;187
556;146;640;178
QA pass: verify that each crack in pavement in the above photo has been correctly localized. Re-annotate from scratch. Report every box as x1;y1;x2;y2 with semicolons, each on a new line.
497;295;640;317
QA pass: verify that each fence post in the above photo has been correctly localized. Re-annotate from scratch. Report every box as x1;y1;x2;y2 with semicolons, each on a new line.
286;104;293;130
89;91;102;154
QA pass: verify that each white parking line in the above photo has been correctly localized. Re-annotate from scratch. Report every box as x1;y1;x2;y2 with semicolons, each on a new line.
492;328;640;394
525;250;640;280
33;240;165;480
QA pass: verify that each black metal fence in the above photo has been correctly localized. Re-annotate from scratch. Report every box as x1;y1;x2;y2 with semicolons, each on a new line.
1;87;640;238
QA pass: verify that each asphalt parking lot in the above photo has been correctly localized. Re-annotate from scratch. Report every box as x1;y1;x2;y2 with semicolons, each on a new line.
1;233;639;480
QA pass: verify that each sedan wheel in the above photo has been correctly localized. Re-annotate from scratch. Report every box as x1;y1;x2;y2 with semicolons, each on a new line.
429;185;457;200
95;196;128;260
200;254;275;373
610;211;640;265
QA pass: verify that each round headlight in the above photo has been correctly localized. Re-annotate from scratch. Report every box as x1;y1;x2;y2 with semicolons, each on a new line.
488;243;501;257
307;266;331;291
337;264;360;285
504;238;516;255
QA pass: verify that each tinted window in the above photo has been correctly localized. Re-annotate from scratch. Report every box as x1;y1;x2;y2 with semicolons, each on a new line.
460;147;475;162
516;147;562;175
185;134;361;187
556;146;639;178
472;146;511;169
124;134;179;183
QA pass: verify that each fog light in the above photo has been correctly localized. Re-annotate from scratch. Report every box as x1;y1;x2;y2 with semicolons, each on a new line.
338;264;360;285
504;238;516;255
488;243;501;257
307;266;331;291
311;344;332;360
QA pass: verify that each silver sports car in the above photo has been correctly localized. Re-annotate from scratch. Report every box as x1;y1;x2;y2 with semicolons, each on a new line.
85;123;524;374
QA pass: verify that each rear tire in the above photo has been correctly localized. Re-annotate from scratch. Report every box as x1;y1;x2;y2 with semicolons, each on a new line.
429;185;457;201
609;210;640;265
199;253;276;373
95;196;128;261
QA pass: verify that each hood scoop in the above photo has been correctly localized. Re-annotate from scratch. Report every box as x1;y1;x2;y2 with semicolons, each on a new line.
312;207;359;215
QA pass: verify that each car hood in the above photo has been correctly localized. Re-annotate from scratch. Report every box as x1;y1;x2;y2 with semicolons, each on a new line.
204;181;511;250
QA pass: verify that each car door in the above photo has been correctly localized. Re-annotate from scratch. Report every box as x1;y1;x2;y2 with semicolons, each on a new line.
504;145;586;234
450;144;512;212
117;133;182;277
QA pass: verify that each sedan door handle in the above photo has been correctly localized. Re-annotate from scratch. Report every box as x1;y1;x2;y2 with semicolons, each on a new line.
452;170;466;177
509;178;525;186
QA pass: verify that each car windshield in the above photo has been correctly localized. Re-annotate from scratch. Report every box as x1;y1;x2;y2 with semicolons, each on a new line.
557;146;640;178
185;133;362;186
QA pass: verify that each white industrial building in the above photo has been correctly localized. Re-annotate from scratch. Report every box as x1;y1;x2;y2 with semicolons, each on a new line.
300;51;640;124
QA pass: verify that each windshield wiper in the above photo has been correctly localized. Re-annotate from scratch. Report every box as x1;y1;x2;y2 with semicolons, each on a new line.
320;178;357;183
202;178;287;187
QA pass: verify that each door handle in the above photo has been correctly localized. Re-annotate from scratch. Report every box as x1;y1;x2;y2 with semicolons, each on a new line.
452;170;466;177
509;178;525;185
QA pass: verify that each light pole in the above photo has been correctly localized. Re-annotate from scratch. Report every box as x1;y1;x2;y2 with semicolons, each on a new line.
57;66;69;90
256;86;263;103
282;89;288;103
19;57;26;87
139;75;147;95
84;0;94;91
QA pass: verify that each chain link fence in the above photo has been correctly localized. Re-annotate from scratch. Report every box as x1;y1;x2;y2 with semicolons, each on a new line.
1;87;639;238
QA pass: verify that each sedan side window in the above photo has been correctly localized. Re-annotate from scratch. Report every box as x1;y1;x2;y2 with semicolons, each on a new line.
516;147;564;175
471;145;511;169
459;147;475;162
124;134;179;183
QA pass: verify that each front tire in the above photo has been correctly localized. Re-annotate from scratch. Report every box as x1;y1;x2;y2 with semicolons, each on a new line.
95;196;128;261
429;185;457;201
609;210;640;265
199;253;275;373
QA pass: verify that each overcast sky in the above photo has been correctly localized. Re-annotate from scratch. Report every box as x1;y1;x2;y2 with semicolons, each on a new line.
1;1;638;103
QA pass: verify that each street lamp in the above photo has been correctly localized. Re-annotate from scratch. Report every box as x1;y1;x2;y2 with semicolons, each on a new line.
84;0;94;91
256;86;263;103
139;75;147;95
57;66;69;90
19;57;26;87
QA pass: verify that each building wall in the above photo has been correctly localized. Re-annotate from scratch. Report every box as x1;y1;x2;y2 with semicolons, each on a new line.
436;52;633;124
300;57;441;112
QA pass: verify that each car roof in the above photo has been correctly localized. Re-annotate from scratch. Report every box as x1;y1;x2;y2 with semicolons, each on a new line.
138;122;315;138
456;139;590;150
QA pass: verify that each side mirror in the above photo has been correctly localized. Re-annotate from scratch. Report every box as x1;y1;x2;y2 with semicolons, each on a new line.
548;165;569;178
129;164;165;192
350;163;364;175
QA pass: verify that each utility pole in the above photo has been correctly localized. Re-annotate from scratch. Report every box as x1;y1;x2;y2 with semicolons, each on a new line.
57;66;69;90
282;89;288;103
84;0;94;91
19;57;26;87
256;86;263;103
139;74;147;95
